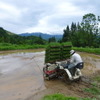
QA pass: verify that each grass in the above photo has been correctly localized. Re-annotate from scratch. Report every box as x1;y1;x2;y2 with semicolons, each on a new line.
42;93;78;100
0;43;46;51
73;47;100;55
93;76;100;82
84;81;100;94
79;98;97;100
84;87;100;95
0;43;100;56
42;93;97;100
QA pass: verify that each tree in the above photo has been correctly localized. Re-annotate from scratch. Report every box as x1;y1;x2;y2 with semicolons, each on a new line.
0;27;9;42
62;25;70;42
81;13;98;33
81;13;100;47
71;22;77;34
62;13;100;47
48;37;56;43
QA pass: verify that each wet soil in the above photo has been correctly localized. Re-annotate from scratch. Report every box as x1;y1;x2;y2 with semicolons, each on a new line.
0;50;100;100
0;49;45;100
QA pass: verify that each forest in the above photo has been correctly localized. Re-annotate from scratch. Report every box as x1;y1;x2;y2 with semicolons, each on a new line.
62;13;100;48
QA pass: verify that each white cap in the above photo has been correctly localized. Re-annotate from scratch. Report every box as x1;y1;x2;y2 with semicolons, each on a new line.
46;63;51;66
70;50;75;55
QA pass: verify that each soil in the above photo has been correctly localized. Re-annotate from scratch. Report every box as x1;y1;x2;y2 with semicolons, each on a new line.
0;50;100;100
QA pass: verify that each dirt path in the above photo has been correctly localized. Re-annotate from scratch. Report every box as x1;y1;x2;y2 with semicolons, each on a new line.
0;50;100;100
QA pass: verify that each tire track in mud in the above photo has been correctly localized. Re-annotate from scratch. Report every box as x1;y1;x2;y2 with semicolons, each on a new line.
26;76;96;100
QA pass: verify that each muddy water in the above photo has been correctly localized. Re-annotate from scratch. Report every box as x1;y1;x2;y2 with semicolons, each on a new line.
0;50;100;100
0;49;45;100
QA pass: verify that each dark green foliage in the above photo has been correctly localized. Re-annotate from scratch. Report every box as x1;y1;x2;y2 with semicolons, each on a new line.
45;42;72;63
0;27;47;50
62;13;100;48
9;35;46;45
0;27;47;45
0;27;9;43
0;27;8;36
48;36;56;43
62;25;70;42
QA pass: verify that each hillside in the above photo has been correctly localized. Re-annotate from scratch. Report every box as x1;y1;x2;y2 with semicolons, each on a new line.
0;27;47;45
6;30;16;35
0;27;16;36
19;32;63;40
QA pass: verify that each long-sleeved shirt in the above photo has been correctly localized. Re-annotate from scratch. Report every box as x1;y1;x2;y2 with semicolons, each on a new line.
70;53;83;66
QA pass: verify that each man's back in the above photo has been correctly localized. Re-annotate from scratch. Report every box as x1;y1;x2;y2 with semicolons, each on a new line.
70;53;83;65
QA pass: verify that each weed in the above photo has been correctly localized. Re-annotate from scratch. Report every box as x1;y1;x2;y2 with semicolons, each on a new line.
84;87;100;95
42;93;78;100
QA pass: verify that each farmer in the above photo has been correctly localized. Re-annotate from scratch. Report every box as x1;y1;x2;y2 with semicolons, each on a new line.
66;50;84;69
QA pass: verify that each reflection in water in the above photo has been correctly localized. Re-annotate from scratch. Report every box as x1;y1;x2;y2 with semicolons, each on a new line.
0;50;45;100
0;51;45;74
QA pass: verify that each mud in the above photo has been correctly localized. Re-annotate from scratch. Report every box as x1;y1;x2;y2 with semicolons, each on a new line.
0;50;100;100
0;49;45;100
79;52;100;76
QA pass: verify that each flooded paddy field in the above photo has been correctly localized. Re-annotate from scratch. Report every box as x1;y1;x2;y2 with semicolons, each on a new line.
0;49;45;100
0;50;100;100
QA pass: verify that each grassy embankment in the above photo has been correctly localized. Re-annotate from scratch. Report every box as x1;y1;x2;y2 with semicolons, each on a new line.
0;43;100;55
73;47;100;55
0;43;46;51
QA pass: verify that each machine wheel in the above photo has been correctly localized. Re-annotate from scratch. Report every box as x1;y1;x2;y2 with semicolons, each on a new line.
61;70;71;84
77;76;82;82
43;67;50;80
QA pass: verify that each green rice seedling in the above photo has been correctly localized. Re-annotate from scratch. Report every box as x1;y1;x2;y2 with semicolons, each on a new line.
45;42;72;63
62;42;72;46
